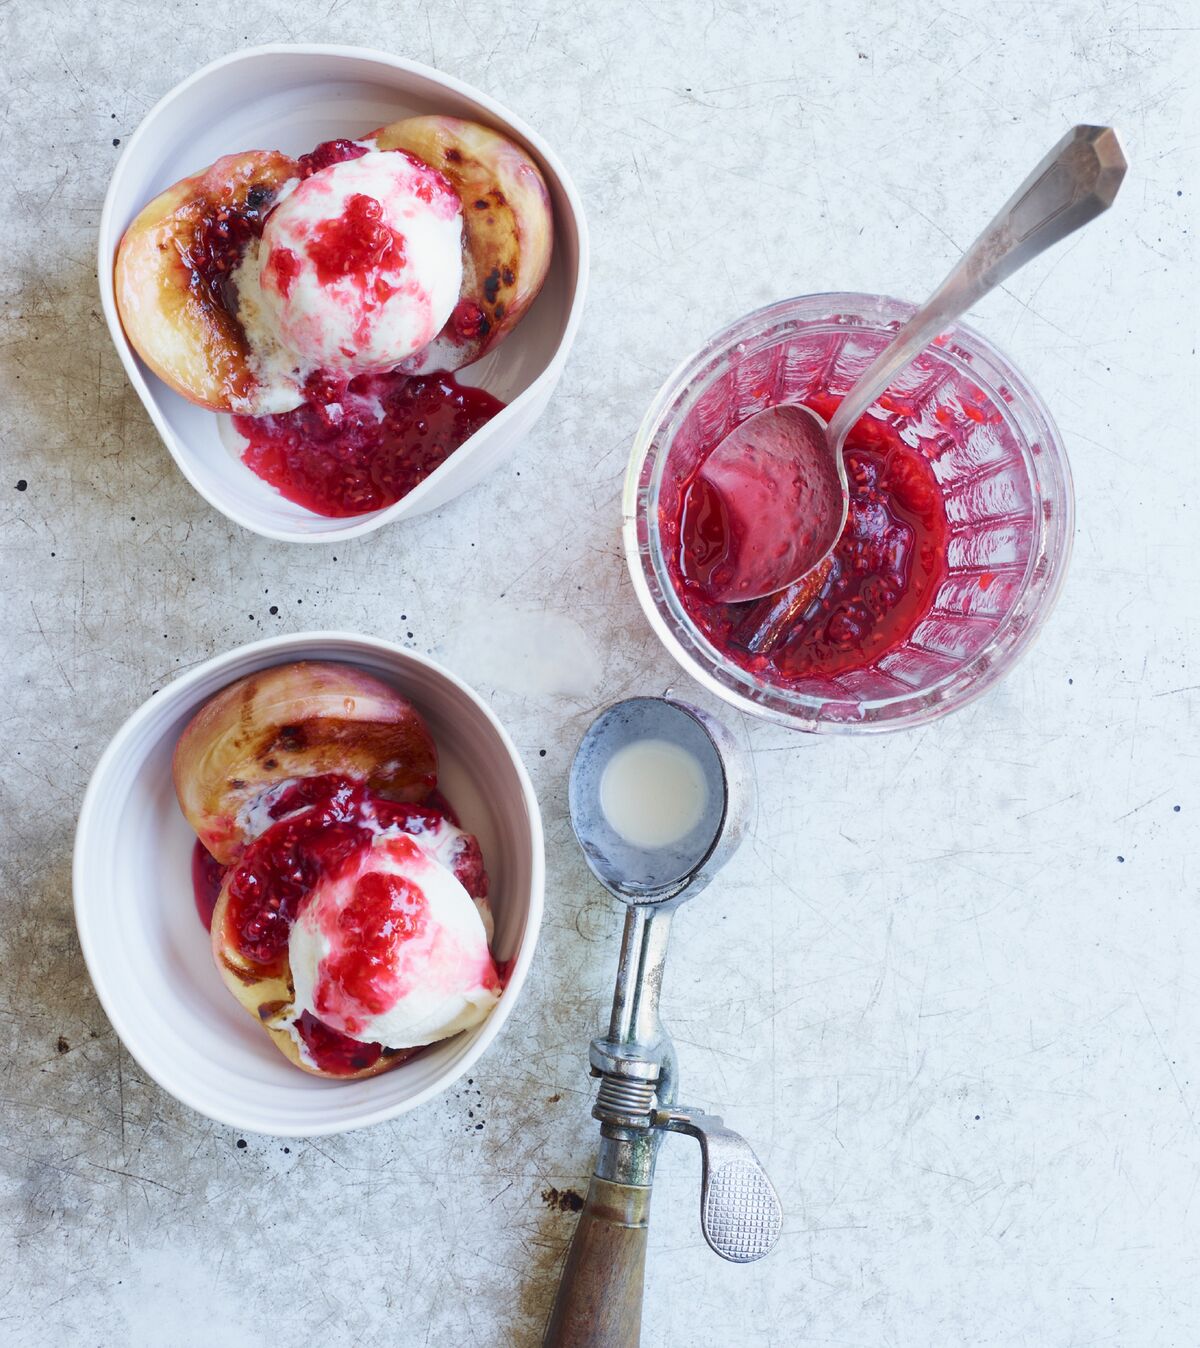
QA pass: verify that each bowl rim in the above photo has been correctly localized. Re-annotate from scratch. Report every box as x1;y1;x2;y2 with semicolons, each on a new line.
72;630;546;1136
623;291;1076;734
97;43;590;544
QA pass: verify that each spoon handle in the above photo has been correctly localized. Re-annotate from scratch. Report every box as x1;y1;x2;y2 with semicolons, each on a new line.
826;124;1127;449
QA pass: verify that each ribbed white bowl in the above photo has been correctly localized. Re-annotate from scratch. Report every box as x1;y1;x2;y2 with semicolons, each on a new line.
73;633;544;1136
98;45;588;542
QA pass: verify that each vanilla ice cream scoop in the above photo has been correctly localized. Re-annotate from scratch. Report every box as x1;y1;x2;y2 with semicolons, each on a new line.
256;149;463;377
289;828;501;1051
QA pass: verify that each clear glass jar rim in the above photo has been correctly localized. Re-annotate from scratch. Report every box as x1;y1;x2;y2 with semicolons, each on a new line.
623;292;1075;733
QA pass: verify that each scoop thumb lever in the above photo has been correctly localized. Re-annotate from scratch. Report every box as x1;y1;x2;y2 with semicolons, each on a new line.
654;1106;783;1262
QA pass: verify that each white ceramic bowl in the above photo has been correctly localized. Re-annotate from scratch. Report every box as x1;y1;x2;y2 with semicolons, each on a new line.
98;45;588;542
73;633;544;1136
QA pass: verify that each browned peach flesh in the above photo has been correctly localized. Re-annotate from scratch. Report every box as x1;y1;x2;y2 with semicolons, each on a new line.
114;151;298;411
173;661;437;865
373;116;554;373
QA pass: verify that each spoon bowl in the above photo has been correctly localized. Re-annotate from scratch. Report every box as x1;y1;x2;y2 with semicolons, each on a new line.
680;403;845;603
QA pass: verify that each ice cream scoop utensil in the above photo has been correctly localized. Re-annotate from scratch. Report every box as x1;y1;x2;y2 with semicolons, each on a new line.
543;697;780;1347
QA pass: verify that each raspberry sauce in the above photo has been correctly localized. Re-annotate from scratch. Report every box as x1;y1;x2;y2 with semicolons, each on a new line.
307;193;407;288
297;138;369;177
183;182;277;316
668;394;950;682
196;774;489;1076
293;1009;421;1076
233;371;504;517
191;840;227;931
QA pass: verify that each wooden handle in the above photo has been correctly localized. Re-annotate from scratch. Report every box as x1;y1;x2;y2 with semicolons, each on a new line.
542;1176;652;1347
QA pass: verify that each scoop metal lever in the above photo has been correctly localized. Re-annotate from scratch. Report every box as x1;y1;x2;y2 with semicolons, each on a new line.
543;696;780;1348
654;1106;783;1263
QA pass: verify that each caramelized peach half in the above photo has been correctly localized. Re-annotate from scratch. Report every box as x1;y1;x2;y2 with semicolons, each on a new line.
373;116;554;373
114;150;299;412
173;661;437;865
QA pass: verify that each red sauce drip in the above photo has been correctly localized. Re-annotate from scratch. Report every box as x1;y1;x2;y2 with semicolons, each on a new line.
668;396;950;681
182;184;274;312
313;868;429;1031
297;138;370;177
234;372;505;517
191;840;227;931
307;193;406;286
451;298;490;340
295;1009;382;1075
266;246;301;297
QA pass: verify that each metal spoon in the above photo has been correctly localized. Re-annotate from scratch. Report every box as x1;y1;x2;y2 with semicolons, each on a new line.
688;124;1127;604
543;696;781;1348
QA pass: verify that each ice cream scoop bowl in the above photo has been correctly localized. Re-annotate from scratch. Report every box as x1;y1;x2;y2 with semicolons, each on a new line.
544;697;781;1347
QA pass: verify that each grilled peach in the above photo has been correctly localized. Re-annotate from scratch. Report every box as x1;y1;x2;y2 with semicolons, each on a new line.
173;661;437;865
372;116;554;373
114;150;299;411
207;785;491;1080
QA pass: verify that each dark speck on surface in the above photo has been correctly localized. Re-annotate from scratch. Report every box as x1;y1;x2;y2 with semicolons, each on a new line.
542;1187;584;1213
236;1139;247;1150
269;605;278;615
539;749;547;757
112;137;120;146
1175;805;1182;812
15;479;27;491
56;1035;69;1054
1117;855;1125;863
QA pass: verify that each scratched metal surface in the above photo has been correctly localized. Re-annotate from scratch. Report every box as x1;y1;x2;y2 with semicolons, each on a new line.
1;1;1197;1344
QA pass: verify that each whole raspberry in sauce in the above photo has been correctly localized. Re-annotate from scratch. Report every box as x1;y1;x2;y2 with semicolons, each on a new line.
297;138;370;177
